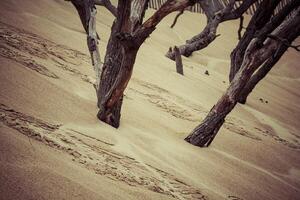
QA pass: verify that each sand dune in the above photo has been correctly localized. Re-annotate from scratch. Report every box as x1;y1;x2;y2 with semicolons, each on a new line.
0;0;299;200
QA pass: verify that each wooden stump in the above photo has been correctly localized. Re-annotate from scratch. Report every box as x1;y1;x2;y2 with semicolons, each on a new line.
174;46;184;75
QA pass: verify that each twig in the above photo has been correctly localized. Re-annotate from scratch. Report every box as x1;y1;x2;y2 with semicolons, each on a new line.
170;9;184;28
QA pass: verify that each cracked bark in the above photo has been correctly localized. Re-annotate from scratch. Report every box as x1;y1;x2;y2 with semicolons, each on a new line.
97;0;194;127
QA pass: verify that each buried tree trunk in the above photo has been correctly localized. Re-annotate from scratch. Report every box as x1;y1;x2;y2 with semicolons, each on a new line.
97;21;123;128
70;0;196;128
97;0;195;128
185;8;300;147
185;40;278;146
174;46;184;75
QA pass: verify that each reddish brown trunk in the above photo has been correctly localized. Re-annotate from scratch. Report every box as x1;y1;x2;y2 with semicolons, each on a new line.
97;0;195;128
97;21;123;128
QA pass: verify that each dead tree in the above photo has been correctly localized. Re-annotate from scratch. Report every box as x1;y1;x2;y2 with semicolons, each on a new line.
96;0;196;128
69;0;196;128
166;0;257;60
185;5;300;147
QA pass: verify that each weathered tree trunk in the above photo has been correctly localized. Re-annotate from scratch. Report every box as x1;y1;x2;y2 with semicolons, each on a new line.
174;46;184;75
97;21;123;128
185;9;300;147
238;46;287;104
185;40;278;146
97;0;195;127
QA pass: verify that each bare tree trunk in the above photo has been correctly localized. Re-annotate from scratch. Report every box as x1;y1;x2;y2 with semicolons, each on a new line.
238;45;287;104
185;10;300;147
97;0;195;127
174;46;184;75
185;40;278;146
97;21;123;128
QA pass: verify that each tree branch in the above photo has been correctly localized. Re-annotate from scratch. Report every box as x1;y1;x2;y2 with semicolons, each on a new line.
142;0;195;29
94;0;117;17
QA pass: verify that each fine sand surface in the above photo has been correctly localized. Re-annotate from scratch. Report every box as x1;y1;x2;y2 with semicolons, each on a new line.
0;1;300;200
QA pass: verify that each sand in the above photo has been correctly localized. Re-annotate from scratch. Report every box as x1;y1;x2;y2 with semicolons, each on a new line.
0;0;299;200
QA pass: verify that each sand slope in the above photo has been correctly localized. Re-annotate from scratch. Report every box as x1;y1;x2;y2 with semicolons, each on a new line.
0;0;300;200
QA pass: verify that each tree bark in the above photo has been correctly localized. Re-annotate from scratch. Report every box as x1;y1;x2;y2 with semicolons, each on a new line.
174;46;184;75
185;10;300;147
97;21;124;128
238;45;287;104
97;0;195;127
229;0;282;82
88;5;102;90
185;40;278;147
